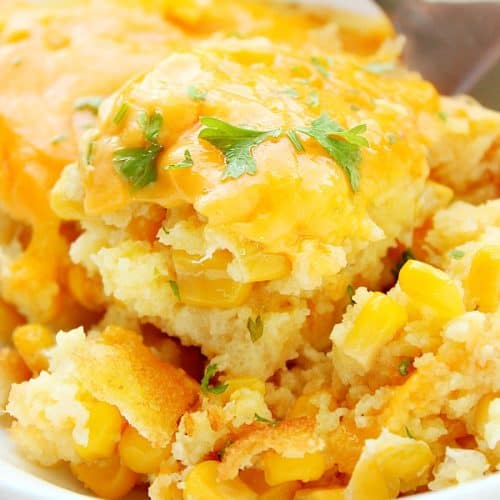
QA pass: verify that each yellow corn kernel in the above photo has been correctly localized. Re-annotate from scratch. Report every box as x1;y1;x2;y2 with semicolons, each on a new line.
119;426;169;474
67;264;105;312
347;431;434;499
75;400;123;460
12;324;54;373
467;246;500;313
294;487;345;500
288;394;319;419
399;260;464;319
474;395;500;448
259;481;300;500
172;250;251;308
262;452;326;487
240;468;269;495
340;293;407;371
236;253;291;282
71;455;138;499
0;299;24;345
223;377;266;402
184;461;257;500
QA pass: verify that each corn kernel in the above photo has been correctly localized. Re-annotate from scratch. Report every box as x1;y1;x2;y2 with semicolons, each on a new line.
347;431;434;499
467;246;500;313
474;395;500;449
222;377;266;403
184;461;257;500
67;264;105;312
399;260;464;319
262;452;326;487
259;481;300;500
236;253;291;282
240;468;269;495
294;487;345;500
172;250;251;308
119;426;169;474
12;324;54;373
340;293;407;371
71;455;138;499
75;400;123;460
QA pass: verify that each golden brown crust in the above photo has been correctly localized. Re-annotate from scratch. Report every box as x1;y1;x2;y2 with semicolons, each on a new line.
70;326;199;447
218;416;324;480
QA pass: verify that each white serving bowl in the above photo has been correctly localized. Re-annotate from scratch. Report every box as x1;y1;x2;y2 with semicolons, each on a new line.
0;1;498;498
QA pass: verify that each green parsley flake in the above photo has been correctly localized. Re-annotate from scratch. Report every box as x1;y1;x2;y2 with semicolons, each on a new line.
86;141;94;165
308;90;320;108
113;110;164;189
188;85;207;101
201;364;228;395
392;248;415;279
405;426;415;439
198;116;281;180
247;315;263;342
51;134;67;145
295;113;369;192
449;249;465;259
286;130;305;152
254;413;279;426
169;280;181;300
437;111;448;122
398;358;412;376
113;102;130;125
162;226;170;236
74;96;103;114
363;62;396;74
311;56;329;79
347;284;355;304
279;87;299;98
387;132;397;144
217;440;233;460
165;150;194;170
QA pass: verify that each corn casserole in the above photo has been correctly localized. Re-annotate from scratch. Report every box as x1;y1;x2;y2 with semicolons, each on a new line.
0;1;499;499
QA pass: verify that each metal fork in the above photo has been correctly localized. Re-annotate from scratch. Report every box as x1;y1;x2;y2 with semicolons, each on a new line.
375;0;500;109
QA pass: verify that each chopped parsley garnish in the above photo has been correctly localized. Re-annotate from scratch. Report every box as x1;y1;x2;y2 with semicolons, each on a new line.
162;226;170;236
294;113;369;191
51;134;67;145
308;90;320;108
74;96;103;114
217;439;233;460
311;56;330;79
247;315;263;342
113;110;164;189
449;249;465;260
363;62;395;74
86;141;94;165
188;85;207;101
392;248;415;279
287;130;305;152
398;358;412;376
198;116;281;180
387;132;397;144
200;364;228;395
165;150;193;170
437;111;448;122
169;280;181;300
113;102;130;125
405;426;415;439
347;284;355;304
254;413;279;426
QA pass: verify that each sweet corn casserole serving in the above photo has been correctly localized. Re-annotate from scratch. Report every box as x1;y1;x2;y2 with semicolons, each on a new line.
0;0;499;499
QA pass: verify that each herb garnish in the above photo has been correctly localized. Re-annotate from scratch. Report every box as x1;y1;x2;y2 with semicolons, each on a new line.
405;426;415;439
311;56;330;79
398;358;412;376
201;364;228;395
74;96;103;114
363;62;395;74
247;315;263;342
287;130;305;152
392;248;415;279
188;85;207;101
51;134;67;145
347;285;355;304
437;111;448;122
113;110;163;189
294;113;369;191
254;413;279;426
308;90;320;108
449;249;465;260
169;280;181;300
217;439;233;460
165;150;193;170
113;102;130;125
198;117;281;180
